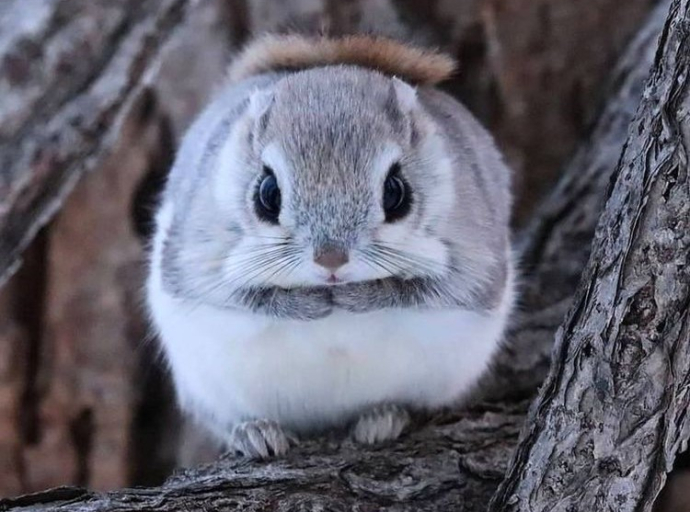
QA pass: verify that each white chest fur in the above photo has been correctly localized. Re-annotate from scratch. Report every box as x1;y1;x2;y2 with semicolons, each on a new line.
147;204;511;436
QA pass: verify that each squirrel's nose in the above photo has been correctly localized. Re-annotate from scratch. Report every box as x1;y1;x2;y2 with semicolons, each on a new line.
313;246;349;272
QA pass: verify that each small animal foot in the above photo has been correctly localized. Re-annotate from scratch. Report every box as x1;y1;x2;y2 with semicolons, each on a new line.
228;419;297;459
351;404;410;445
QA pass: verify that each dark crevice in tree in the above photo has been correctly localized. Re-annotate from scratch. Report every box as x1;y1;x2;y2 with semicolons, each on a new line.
16;232;48;449
9;230;50;492
130;90;176;242
220;0;251;49
69;408;94;487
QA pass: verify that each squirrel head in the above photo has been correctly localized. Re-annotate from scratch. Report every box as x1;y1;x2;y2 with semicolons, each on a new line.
201;66;458;288
160;63;508;311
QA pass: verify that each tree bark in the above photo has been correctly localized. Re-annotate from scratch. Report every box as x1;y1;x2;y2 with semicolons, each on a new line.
1;0;684;509
0;0;188;287
490;0;690;510
16;91;174;493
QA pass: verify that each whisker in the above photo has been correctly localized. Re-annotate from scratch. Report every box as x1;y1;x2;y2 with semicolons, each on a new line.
229;245;302;267
224;251;302;288
379;241;458;271
372;243;452;275
262;254;303;284
358;252;390;275
178;245;304;311
240;234;293;241
360;249;399;276
368;247;416;272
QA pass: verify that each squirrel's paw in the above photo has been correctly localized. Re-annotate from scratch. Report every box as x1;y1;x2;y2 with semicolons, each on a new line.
351;404;410;445
228;419;297;459
270;287;333;320
331;282;377;313
288;287;333;320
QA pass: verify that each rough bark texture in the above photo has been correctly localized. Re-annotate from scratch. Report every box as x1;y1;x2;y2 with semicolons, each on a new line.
0;0;232;493
0;0;188;287
0;0;684;505
490;0;690;510
0;404;528;512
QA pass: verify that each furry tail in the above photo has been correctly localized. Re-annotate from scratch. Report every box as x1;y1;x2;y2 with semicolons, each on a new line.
228;34;456;86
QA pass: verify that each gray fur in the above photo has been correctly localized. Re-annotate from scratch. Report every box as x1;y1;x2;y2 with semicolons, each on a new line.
157;64;512;317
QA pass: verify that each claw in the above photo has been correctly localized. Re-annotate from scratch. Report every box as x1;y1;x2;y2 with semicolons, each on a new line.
352;404;410;445
228;419;296;459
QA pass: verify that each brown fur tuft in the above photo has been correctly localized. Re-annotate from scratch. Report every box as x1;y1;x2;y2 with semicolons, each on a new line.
228;34;457;86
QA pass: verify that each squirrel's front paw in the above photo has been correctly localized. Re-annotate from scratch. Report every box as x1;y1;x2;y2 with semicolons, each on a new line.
289;287;333;320
351;404;410;445
248;286;333;320
332;282;377;313
228;419;297;459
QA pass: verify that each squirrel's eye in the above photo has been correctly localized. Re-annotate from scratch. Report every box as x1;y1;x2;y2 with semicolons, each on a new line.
255;166;281;224
383;163;411;222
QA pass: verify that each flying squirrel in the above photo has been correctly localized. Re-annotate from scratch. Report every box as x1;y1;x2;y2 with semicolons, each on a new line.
147;34;516;459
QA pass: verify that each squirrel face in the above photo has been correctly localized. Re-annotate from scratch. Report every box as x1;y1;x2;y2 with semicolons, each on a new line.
203;67;457;289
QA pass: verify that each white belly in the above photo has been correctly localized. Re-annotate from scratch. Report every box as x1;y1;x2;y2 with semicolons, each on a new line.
148;275;507;434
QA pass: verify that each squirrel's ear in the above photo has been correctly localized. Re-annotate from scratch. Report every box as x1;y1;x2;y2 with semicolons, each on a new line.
386;78;419;142
248;89;274;143
391;77;418;114
248;88;275;120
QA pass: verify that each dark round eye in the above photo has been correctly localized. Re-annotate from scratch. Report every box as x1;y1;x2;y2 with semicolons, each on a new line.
383;163;411;222
255;166;281;224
